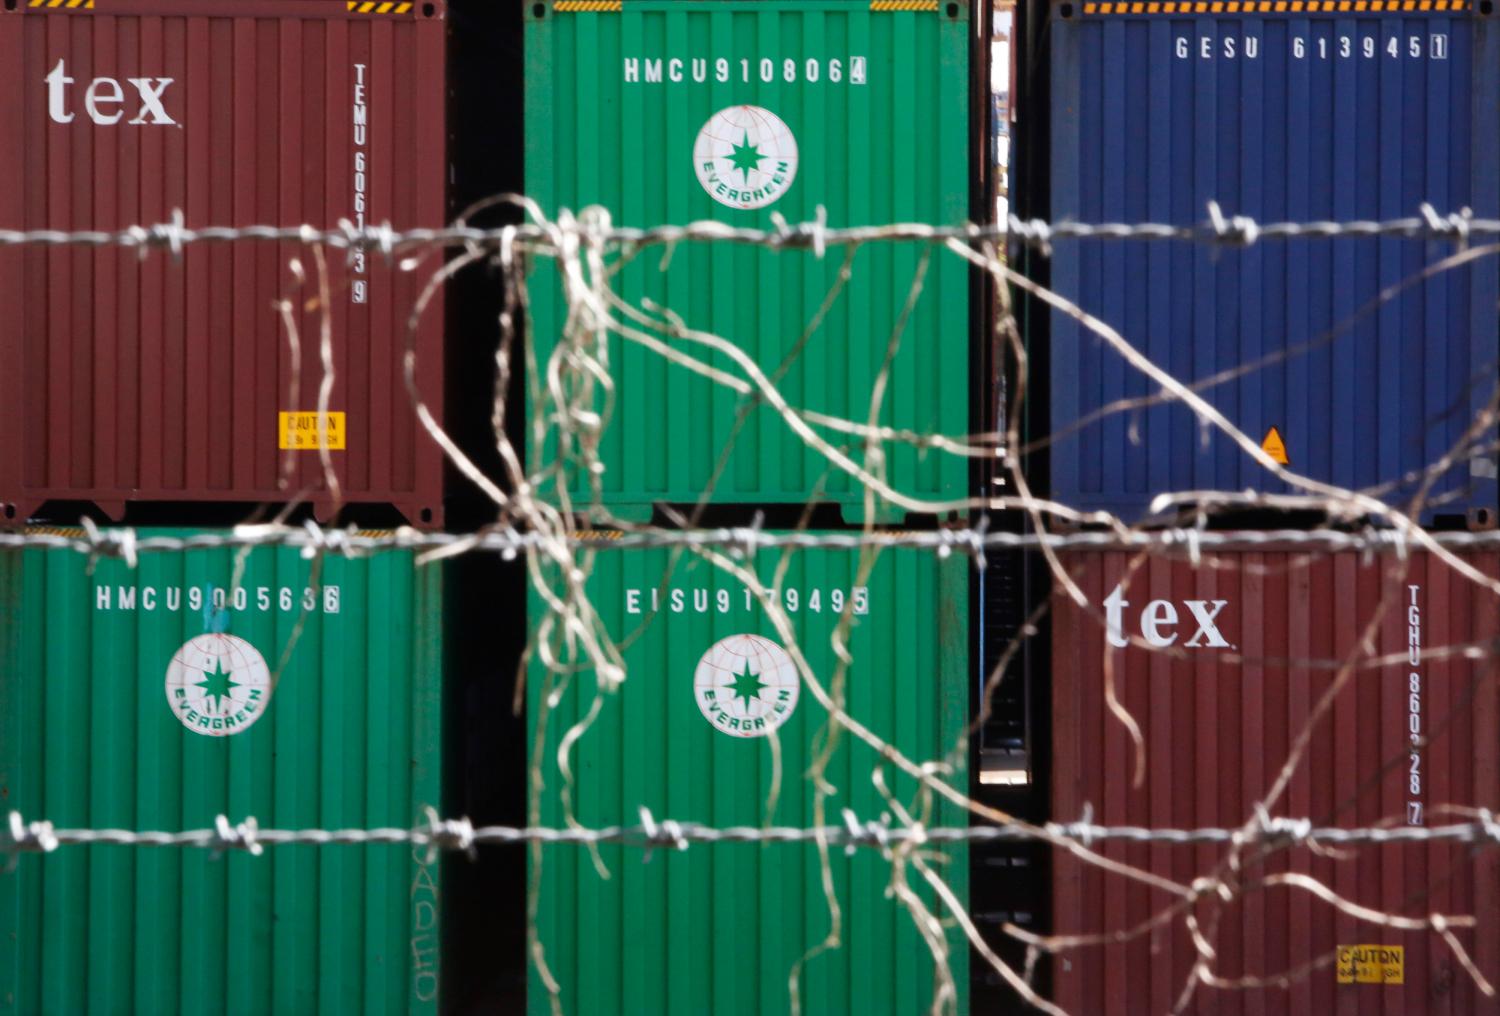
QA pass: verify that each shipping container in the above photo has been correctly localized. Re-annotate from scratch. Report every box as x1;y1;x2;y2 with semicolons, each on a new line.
528;535;970;1015
0;0;447;528
523;1;971;520
0;528;443;1014
1049;548;1500;1015
1047;7;1500;523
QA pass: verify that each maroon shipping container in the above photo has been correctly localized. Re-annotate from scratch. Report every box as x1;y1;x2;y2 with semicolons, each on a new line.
1050;550;1500;1015
0;0;446;528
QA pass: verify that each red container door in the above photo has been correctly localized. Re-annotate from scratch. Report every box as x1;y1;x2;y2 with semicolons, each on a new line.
0;0;446;527
1050;549;1500;1015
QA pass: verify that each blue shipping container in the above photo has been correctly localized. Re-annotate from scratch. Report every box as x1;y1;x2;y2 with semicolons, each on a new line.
1048;5;1500;523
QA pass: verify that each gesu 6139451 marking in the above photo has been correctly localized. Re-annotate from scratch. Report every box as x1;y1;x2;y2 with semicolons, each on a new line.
1175;31;1449;60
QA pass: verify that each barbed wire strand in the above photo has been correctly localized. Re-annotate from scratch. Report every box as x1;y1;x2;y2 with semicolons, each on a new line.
11;807;1500;859
0;201;1494;257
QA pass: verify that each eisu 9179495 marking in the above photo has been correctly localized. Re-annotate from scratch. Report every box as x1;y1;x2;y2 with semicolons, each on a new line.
624;585;869;616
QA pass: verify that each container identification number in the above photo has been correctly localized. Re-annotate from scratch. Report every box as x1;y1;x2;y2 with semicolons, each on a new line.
624;56;867;86
351;63;369;305
625;586;869;616
94;583;342;615
1407;584;1423;826
1175;33;1448;60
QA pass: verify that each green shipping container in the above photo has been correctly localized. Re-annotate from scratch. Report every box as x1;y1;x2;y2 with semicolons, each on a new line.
529;535;969;1015
524;1;971;520
0;529;443;1015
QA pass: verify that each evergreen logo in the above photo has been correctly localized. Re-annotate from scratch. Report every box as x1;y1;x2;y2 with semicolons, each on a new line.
694;634;800;738
164;634;273;737
693;105;799;210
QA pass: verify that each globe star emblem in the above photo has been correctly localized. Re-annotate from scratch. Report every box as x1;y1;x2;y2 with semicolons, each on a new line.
693;634;800;738
164;633;273;737
693;105;799;211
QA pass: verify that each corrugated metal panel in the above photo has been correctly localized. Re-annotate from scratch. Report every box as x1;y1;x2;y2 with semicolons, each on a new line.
524;2;970;520
1050;549;1500;1015
528;536;970;1015
1047;10;1500;523
0;528;443;1014
0;0;447;528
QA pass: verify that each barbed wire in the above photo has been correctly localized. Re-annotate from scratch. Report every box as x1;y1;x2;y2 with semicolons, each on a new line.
11;806;1500;865
0;201;1491;261
12;516;1500;564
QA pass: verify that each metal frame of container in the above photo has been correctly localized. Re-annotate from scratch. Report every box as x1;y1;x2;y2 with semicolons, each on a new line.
1049;548;1500;1015
527;534;970;1016
523;1;971;521
0;528;444;1014
1046;6;1500;524
0;0;448;529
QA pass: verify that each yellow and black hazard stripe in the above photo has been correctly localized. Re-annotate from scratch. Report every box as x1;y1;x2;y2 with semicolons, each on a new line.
551;0;941;11
23;526;87;538
571;530;626;541
27;0;95;9
1081;0;1465;12
346;1;416;14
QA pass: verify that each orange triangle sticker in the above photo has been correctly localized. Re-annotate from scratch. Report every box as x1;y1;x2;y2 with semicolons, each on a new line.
1261;426;1289;465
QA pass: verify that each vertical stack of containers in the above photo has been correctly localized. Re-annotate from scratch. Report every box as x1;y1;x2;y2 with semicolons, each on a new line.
0;3;448;1011
523;2;977;1011
1038;2;1500;1010
1047;3;1500;523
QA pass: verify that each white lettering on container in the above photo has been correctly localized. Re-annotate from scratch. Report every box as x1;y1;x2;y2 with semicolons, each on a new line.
47;59;176;125
1407;585;1423;825
351;64;369;304
624;585;869;616
623;54;868;86
93;584;341;614
1181;32;1445;61
1104;585;1232;650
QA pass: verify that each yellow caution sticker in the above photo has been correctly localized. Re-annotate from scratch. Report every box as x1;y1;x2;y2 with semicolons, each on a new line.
1261;426;1289;465
278;412;347;451
1337;945;1403;985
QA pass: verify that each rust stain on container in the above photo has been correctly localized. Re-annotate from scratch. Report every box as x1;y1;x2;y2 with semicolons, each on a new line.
1050;550;1500;1015
0;0;447;527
